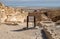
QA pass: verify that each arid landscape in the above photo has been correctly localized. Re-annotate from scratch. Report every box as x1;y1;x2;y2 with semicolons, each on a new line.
0;2;60;39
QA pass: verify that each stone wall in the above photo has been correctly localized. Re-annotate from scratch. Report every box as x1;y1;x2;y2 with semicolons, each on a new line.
40;21;60;39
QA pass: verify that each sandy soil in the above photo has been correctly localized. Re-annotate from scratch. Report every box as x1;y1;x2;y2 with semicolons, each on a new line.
0;23;43;39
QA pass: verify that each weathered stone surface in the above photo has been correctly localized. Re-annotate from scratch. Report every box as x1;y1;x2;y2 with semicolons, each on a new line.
40;21;60;39
0;3;28;24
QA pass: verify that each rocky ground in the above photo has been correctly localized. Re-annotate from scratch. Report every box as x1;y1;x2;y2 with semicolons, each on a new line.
42;22;60;39
0;22;47;39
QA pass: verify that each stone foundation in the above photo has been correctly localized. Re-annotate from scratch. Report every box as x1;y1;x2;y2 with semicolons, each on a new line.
40;21;60;39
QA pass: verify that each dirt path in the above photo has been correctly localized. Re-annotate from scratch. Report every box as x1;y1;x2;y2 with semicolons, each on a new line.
0;23;47;39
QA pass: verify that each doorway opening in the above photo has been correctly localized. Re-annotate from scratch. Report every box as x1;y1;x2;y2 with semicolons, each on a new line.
27;16;36;29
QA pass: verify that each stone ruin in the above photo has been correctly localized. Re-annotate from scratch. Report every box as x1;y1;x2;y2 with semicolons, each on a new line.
0;2;60;39
40;21;60;39
0;2;60;25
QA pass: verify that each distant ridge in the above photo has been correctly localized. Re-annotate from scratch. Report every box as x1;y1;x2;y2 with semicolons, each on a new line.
12;6;60;9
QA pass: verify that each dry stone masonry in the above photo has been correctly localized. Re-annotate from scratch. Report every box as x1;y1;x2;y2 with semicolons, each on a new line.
40;21;60;39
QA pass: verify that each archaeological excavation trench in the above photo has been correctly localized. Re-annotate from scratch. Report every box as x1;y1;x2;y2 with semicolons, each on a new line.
0;3;60;39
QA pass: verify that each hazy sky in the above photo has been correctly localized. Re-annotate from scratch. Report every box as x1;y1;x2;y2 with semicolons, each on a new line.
0;0;60;7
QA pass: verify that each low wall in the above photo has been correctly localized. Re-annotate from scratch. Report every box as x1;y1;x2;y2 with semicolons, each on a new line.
40;21;60;39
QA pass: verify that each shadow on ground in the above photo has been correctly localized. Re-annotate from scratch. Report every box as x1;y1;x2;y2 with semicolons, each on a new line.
41;30;48;39
11;27;48;39
11;27;37;32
